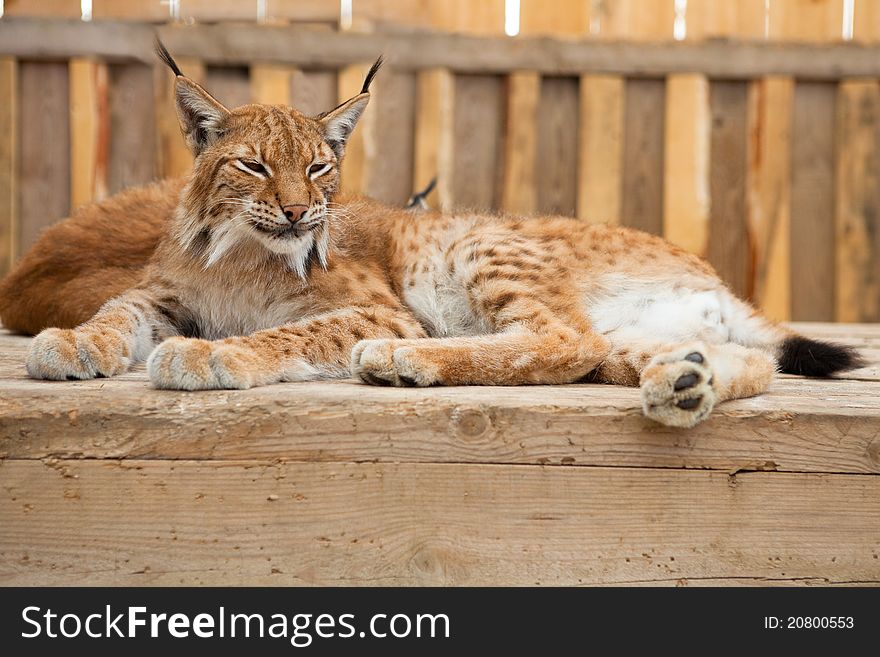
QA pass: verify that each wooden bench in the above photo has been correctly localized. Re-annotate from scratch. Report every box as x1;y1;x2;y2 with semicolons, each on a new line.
1;323;878;586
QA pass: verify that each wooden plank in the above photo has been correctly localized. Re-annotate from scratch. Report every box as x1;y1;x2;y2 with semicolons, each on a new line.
250;64;292;105
362;71;417;205
746;77;794;321
450;75;505;210
500;71;539;215
290;69;338;117
1;326;878;472
708;80;749;298
577;75;623;225
621;78;665;235
835;80;880;323
204;66;251;110
0;58;16;275
664;74;710;256
684;0;768;40
17;62;70;254
520;0;590;37
536;76;578;216
154;57;204;180
107;63;157;194
8;19;880;80
413;68;454;210
790;82;836;321
768;0;844;42
69;58;109;210
854;0;880;43
2;460;878;586
595;0;676;40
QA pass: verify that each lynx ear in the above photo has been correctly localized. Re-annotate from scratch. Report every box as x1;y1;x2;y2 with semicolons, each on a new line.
318;55;382;158
155;38;229;155
174;77;230;156
319;93;370;159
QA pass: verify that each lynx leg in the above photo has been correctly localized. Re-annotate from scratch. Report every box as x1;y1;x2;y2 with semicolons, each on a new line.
596;341;776;428
26;289;172;380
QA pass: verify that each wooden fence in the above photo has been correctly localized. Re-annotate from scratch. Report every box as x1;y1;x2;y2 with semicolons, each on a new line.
0;6;879;324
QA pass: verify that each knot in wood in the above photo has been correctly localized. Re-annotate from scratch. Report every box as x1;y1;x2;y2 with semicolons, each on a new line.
450;407;491;441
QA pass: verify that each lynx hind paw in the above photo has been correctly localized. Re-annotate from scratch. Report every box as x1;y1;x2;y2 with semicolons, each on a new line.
147;337;256;390
26;327;131;380
640;346;716;428
351;339;439;387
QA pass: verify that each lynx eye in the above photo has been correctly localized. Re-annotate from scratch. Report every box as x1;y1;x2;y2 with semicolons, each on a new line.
308;163;331;178
237;159;267;175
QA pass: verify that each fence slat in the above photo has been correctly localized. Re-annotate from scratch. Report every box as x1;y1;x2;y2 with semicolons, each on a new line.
450;75;505;210
291;70;338;117
536;77;578;216
413;68;454;210
664;74;710;256
18;62;70;254
69;58;109;209
251;65;292;105
746;77;794;321
0;58;17;275
205;66;251;110
501;71;539;215
708;80;749;298
791;82;836;321
362;71;417;205
621;79;664;235
577;74;623;225
154;58;204;180
107;63;157;194
835;80;880;323
337;64;372;196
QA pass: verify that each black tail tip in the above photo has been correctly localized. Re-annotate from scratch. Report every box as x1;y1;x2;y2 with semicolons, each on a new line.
779;335;865;377
154;37;184;77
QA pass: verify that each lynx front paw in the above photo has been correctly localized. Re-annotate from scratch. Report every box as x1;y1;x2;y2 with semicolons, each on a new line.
147;338;257;390
26;328;131;380
640;345;716;428
351;339;440;387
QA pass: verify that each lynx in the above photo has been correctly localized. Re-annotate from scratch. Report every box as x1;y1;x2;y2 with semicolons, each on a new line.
0;44;860;428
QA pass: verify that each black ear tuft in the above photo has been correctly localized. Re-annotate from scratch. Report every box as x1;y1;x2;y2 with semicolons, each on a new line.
778;335;865;377
155;37;184;77
360;55;384;94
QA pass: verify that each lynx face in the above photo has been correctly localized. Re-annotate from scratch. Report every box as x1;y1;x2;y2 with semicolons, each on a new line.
165;47;376;277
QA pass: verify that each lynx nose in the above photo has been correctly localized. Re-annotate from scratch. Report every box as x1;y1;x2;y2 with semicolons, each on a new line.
282;204;309;224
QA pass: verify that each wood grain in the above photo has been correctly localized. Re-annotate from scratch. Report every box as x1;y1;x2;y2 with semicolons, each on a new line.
835;80;880;323
2;460;877;586
664;74;710;256
621;78;665;235
69;58;109;209
0;326;878;473
708;80;749;298
791;82;836;321
746;77;794;320
577;74;623;225
107;63;157;194
450;74;504;210
501;71;539;215
536;77;579;216
18;61;70;254
0;58;17;276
